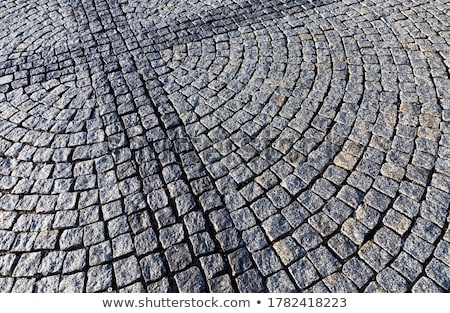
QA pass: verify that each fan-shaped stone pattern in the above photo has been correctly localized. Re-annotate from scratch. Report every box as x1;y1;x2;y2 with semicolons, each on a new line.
0;0;449;293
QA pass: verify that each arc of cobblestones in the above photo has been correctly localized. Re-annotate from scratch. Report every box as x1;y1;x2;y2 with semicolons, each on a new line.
0;0;449;293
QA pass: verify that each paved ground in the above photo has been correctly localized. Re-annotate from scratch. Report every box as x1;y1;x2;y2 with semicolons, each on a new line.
0;0;449;293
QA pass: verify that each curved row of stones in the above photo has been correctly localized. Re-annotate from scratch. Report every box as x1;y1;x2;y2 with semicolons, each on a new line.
0;0;449;292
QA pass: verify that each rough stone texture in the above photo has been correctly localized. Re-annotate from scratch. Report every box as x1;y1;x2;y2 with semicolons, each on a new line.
376;268;409;292
174;266;206;292
323;273;358;293
0;0;449;293
289;258;320;289
236;268;264;293
342;257;374;289
113;256;141;288
141;253;166;283
208;275;235;293
266;271;297;293
86;264;112;292
59;272;85;293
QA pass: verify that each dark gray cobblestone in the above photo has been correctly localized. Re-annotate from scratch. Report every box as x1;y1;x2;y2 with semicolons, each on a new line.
0;0;449;293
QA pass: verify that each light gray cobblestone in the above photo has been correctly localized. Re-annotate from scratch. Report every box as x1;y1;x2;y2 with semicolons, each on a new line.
0;0;448;293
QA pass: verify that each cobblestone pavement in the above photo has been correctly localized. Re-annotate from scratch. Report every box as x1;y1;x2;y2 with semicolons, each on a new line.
0;0;449;293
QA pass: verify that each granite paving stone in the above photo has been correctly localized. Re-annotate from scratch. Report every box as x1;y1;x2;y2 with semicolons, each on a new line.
412;276;444;293
322;273;358;293
308;246;341;277
358;241;392;272
342;257;374;289
113;256;141;288
425;258;450;289
62;249;86;274
289;257;320;289
58;272;85;293
207;274;235;293
376;268;409;293
236;268;264;293
86;264;112;292
0;0;448;293
266;270;297;293
391;252;423;283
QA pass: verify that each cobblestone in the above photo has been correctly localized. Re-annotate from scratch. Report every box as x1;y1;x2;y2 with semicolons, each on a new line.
59;272;85;293
289;257;320;289
62;249;86;274
412;276;444;293
0;0;448;293
434;241;450;267
86;264;112;292
342;257;374;289
236;268;264;293
266;270;297;293
165;243;192;272
391;252;423;283
376;268;408;292
253;247;283;276
425;258;450;289
358;242;392;272
114;256;141;288
273;236;305;266
404;234;435;263
293;224;322;251
261;214;291;241
323;273;358;293
374;227;403;256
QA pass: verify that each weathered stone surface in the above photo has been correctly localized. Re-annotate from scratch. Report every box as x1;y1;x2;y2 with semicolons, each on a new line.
159;223;185;249
289;258;320;289
376;268;409;292
113;256;141;288
208;275;235;293
236;268;265;293
323;273;358;293
165;243;192;272
425;258;450;289
62;249;86;274
273;236;305;265
86;264;112;292
253;247;283;276
308;246;341;277
174;266;206;292
12;252;41;277
266;271;297;293
342;257;374;288
111;233;134;258
141;253;166;282
412;276;443;293
0;0;448;293
59;272;85;292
